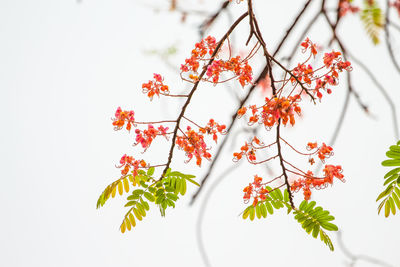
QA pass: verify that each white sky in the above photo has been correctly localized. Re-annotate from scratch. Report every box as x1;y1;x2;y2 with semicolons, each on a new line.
1;0;400;267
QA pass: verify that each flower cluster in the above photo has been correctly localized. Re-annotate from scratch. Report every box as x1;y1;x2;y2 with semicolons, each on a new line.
180;36;217;74
180;36;253;87
305;142;334;165
317;143;333;161
238;95;302;128
233;136;275;163
391;0;400;16
206;56;253;87
134;125;169;150
112;107;135;131
233;142;255;162
142;73;170;100
198;119;227;143
243;175;270;206
117;154;147;176
176;125;219;166
291;165;344;200
290;38;353;99
300;38;318;56
339;0;360;17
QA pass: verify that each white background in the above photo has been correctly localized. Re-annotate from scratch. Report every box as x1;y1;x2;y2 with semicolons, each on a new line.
1;0;399;266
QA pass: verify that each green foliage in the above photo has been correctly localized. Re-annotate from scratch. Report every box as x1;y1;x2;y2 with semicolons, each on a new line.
242;188;338;251
360;0;384;45
377;140;400;217
97;168;198;233
96;174;136;209
294;200;337;251
242;186;292;221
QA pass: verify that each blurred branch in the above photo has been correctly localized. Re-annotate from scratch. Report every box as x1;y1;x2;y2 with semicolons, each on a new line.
384;0;400;74
347;51;400;140
199;1;231;37
196;162;242;267
337;231;395;267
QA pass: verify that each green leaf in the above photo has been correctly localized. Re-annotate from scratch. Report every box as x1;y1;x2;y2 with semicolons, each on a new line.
242;206;251;220
304;201;316;212
319;215;335;222
147;167;155;176
165;168;171;177
275;188;284;201
166;193;179;201
143;192;155;202
390;145;400;153
155;189;165;197
265;202;274;214
260;203;267;218
256;204;261;219
136;203;146;216
139;181;148;188
180;178;187;195
312;224;320;238
249;206;255;221
386;151;400;159
385;200;391;217
175;178;181;195
392;191;400;209
283;189;289;202
185;177;200;187
124;201;136;207
320;222;338;231
140;198;150;211
389;197;396;215
382;159;400;167
133;208;142;221
166;199;175;208
376;185;394;201
299;200;307;210
132;189;144;197
127;194;139;201
384;174;399;186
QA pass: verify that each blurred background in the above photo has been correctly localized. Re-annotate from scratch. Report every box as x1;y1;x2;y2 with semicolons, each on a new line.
1;0;399;266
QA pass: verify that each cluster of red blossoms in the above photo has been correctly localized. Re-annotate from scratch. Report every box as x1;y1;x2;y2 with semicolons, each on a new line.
117;154;147;176
180;36;253;87
198;119;227;143
289;142;343;200
391;0;400;16
206;56;253;87
237;95;302;128
292;38;352;99
176;121;226;166
338;0;360;17
233;136;274;163
180;35;217;74
291;165;344;200
306;142;334;164
233;141;256;162
142;73;170;100
134;125;169;150
112;107;170;151
112;107;135;131
243;175;270;206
